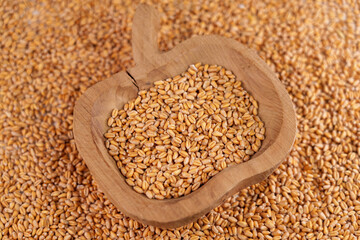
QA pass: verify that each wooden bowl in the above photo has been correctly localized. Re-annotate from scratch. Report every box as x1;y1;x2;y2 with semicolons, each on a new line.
73;4;296;228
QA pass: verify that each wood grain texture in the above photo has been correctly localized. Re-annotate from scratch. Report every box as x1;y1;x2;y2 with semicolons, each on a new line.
73;4;296;228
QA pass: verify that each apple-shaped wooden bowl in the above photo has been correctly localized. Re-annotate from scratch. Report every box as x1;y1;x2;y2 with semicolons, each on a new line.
73;4;296;228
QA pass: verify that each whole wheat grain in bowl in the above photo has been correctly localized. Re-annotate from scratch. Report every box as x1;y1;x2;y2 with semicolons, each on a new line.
104;63;265;199
1;0;359;239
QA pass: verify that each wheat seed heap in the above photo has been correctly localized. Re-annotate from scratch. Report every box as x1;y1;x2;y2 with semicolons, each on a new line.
105;63;265;199
1;0;359;239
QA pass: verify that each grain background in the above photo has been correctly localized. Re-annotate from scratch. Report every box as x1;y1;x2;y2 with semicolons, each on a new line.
0;0;359;239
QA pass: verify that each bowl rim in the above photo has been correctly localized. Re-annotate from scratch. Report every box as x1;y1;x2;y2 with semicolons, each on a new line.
74;34;297;228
